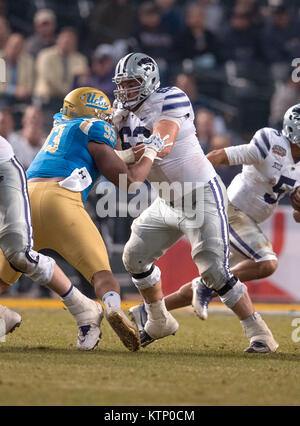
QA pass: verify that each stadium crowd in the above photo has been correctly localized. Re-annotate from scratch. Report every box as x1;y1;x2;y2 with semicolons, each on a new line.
0;0;300;297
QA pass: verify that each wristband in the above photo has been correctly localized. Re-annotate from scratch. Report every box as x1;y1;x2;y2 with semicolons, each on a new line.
114;148;135;164
142;147;157;162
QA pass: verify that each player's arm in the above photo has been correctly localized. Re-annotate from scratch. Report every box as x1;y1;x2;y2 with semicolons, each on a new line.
293;210;300;222
208;129;270;167
114;144;145;163
88;133;167;189
206;149;230;167
290;186;300;222
153;120;179;158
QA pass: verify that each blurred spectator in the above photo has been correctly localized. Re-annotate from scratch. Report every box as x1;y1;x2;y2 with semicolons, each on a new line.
9;106;45;170
177;3;221;68
261;5;300;81
221;7;262;65
269;76;300;129
0;16;10;50
132;2;176;85
89;0;137;48
0;0;6;16
26;8;57;58
174;72;203;111
34;27;88;123
0;108;14;140
75;44;116;102
0;33;34;107
193;0;225;36
154;0;183;37
195;108;227;152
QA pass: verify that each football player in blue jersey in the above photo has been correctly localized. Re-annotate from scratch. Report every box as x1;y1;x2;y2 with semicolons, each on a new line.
0;86;170;352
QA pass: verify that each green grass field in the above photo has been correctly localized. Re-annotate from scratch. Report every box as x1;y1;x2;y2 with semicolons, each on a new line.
0;308;300;406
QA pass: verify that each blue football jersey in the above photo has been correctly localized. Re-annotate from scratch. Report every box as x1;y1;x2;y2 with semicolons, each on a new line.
27;113;116;202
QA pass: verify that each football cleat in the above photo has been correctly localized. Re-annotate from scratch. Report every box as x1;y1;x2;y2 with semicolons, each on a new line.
244;340;279;354
106;306;140;352
129;304;155;347
144;307;179;341
192;277;213;320
77;302;104;351
0;305;21;335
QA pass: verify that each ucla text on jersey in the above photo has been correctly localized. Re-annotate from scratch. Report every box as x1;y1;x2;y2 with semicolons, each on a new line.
27;113;116;202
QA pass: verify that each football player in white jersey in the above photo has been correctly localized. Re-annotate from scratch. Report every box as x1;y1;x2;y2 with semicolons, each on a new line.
111;52;278;353
129;103;300;348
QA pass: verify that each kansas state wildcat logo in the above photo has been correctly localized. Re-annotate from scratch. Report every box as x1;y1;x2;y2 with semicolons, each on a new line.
137;57;155;74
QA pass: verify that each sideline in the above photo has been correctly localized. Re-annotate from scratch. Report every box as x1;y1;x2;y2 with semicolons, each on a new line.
1;298;300;316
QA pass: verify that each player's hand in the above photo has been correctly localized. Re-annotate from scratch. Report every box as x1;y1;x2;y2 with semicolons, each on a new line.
290;186;300;211
144;133;172;155
111;108;130;127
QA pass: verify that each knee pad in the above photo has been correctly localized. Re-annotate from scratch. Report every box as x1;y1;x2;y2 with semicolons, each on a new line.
8;250;55;286
131;265;161;290
218;278;247;308
122;244;151;275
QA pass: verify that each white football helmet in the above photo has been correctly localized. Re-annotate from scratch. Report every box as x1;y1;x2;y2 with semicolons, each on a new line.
112;53;160;110
282;103;300;146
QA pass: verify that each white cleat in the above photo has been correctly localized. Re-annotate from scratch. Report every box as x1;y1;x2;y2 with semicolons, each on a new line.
192;277;213;320
0;305;21;335
244;336;279;354
106;306;140;352
144;311;179;341
129;303;155;348
77;301;104;351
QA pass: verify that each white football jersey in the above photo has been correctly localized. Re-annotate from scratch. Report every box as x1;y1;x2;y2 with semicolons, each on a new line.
0;135;14;164
114;86;216;200
225;127;300;223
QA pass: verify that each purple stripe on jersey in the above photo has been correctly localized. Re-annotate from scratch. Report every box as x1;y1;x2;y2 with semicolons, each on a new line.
165;93;186;100
260;130;271;151
208;178;232;281
254;139;267;159
213;177;232;280
162;101;190;112
11;157;33;251
229;240;252;260
229;225;261;260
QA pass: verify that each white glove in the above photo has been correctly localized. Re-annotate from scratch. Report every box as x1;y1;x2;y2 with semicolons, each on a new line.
143;133;172;162
111;108;130;127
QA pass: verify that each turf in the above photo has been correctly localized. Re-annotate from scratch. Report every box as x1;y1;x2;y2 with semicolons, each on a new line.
0;309;300;406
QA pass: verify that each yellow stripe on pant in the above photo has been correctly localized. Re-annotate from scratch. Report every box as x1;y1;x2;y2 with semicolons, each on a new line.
0;182;111;285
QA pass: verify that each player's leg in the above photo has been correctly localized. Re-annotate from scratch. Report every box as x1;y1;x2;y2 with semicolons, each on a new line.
227;201;278;280
0;162;103;350
130;198;279;343
187;176;278;353
32;182;139;351
193;202;278;319
123;198;181;343
0;278;21;336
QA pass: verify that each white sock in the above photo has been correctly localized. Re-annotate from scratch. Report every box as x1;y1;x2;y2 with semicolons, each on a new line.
102;291;121;309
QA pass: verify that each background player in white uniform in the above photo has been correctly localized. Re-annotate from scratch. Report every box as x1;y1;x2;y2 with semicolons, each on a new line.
112;52;278;353
130;103;300;344
0;135;104;349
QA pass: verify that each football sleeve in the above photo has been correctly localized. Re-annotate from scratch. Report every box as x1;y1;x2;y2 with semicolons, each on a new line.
225;128;270;166
156;88;191;127
80;119;117;148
